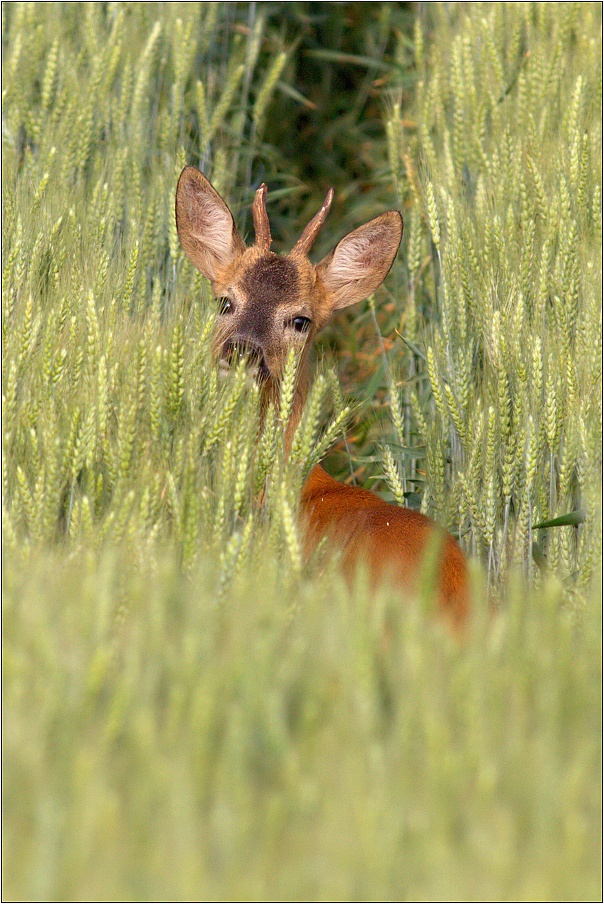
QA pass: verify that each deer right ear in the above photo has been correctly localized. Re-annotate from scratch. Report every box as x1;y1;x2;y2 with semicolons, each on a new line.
316;211;403;311
175;166;246;281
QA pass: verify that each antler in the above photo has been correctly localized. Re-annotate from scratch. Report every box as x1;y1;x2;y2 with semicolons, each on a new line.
252;183;271;251
292;188;334;256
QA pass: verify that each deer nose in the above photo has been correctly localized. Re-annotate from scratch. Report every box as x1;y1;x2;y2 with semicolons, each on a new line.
220;338;269;381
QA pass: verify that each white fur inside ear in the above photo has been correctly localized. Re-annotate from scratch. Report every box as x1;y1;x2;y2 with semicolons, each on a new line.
189;194;235;266
330;230;381;283
318;213;402;310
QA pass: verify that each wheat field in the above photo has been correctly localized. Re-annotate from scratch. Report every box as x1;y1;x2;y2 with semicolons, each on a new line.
2;3;602;901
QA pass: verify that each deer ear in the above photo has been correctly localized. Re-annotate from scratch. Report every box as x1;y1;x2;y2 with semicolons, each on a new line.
316;211;403;311
175;166;246;281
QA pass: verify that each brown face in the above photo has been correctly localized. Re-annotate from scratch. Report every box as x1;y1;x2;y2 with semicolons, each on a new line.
210;247;329;386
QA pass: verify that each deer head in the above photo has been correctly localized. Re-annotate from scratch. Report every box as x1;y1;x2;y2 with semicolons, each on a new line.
175;166;403;425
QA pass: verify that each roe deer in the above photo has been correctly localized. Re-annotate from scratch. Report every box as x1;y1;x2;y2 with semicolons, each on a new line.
176;166;469;627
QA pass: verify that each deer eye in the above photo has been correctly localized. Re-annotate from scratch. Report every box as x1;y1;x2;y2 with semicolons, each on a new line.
292;316;312;333
218;297;233;315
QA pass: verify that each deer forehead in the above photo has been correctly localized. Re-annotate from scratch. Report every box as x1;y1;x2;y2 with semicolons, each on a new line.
241;254;300;310
216;248;320;313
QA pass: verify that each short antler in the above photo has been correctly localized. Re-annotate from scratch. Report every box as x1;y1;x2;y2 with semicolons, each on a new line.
292;188;334;256
252;183;271;251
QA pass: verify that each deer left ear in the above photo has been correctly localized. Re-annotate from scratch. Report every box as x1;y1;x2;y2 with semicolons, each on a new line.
175;166;246;281
316;211;403;311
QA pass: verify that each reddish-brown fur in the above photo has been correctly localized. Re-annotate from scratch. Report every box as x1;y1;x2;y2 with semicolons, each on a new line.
302;466;469;627
175;166;470;627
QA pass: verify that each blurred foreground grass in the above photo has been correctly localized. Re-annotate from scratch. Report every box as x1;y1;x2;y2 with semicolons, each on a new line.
4;548;601;901
2;2;602;900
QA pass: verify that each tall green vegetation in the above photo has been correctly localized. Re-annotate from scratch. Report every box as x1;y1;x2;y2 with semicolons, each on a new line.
380;3;602;596
2;2;343;581
2;3;601;900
